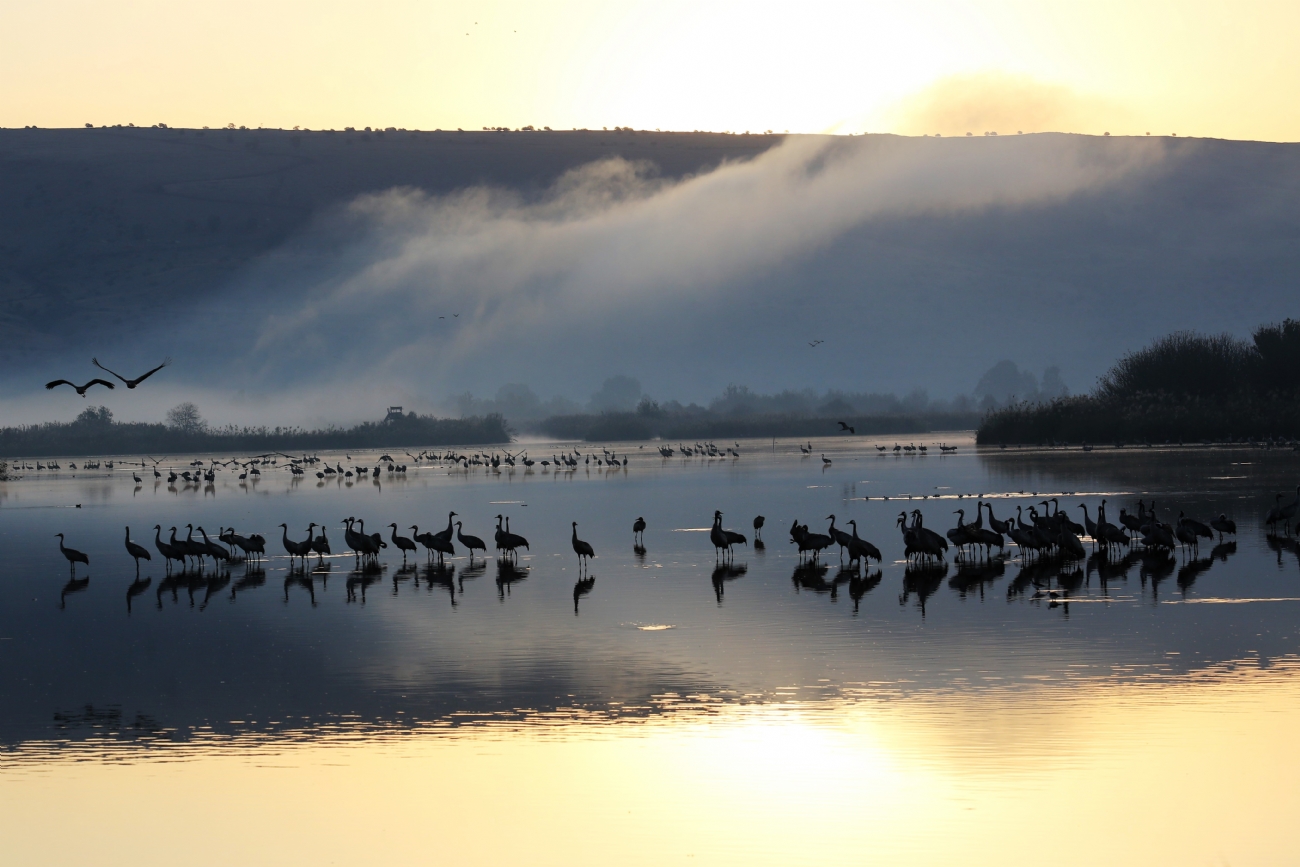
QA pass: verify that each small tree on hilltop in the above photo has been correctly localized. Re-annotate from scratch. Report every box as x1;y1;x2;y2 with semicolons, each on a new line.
75;405;114;427
166;402;205;434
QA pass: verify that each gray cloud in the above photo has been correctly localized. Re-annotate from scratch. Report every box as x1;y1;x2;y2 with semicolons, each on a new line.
231;134;1163;412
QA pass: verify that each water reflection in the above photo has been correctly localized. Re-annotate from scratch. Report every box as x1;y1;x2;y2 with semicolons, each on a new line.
948;558;1006;600
573;576;595;614
900;562;946;616
284;570;317;606
230;567;267;600
848;571;881;613
1177;557;1214;596
345;568;383;604
1139;550;1177;600
495;559;528;600
125;577;151;614
419;563;457;606
4;437;1300;865
59;577;90;609
710;562;747;603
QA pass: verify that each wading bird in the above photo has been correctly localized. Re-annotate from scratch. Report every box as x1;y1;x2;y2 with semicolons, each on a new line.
456;522;487;564
124;527;151;574
388;523;417;563
1210;514;1237;540
571;522;595;571
56;533;89;575
633;516;646;545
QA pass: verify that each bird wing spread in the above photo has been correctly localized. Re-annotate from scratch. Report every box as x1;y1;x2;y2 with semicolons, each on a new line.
91;357;129;383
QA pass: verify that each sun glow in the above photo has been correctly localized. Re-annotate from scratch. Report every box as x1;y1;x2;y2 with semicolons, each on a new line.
4;660;1298;866
2;1;1299;140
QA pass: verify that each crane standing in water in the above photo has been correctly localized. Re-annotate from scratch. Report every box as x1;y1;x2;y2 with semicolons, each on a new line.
56;534;90;576
571;522;595;572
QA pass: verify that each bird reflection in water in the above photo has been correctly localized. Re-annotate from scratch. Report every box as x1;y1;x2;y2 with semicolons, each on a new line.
496;558;528;600
285;571;318;606
457;559;486;593
125;576;151;614
200;571;230;610
900;561;946;616
711;561;747;604
849;570;881;613
1139;550;1177;601
345;568;383;604
1086;548;1139;591
230;567;267;601
60;576;90;609
391;563;417;596
573;576;595;614
1210;540;1237;563
633;544;647;561
948;558;1006;601
1007;557;1059;600
1177;556;1214;596
1264;533;1300;569
789;562;854;602
420;562;457;606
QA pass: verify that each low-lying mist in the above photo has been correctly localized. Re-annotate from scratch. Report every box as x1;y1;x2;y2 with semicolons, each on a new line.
10;131;1300;430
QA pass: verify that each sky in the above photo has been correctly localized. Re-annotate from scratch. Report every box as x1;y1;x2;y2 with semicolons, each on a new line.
3;0;1300;141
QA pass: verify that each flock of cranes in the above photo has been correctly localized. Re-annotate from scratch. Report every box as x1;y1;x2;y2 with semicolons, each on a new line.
45;357;171;396
55;512;597;579
56;486;1294;580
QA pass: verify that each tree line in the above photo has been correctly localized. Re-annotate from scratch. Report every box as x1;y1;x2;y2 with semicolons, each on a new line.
0;404;510;458
978;318;1300;444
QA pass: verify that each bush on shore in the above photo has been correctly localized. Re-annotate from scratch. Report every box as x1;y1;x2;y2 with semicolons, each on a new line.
978;318;1300;444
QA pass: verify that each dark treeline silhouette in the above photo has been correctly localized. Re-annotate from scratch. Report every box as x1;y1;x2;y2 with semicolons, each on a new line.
979;319;1300;444
0;406;509;458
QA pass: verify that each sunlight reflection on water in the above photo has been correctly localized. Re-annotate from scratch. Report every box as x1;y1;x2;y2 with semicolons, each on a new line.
2;435;1300;864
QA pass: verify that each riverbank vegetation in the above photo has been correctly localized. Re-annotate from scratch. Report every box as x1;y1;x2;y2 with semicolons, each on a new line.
978;319;1300;444
1;405;510;458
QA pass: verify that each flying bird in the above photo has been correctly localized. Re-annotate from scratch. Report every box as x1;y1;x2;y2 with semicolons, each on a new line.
808;339;824;347
45;378;115;396
837;421;856;434
92;356;171;388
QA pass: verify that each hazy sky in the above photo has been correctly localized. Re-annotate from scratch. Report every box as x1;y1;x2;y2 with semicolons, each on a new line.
4;0;1299;140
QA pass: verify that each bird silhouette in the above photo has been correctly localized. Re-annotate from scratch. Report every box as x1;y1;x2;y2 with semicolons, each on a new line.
45;378;115;396
456;521;487;564
56;533;89;575
837;421;856;434
571;522;595;571
124;527;152;575
633;516;646;545
91;356;171;388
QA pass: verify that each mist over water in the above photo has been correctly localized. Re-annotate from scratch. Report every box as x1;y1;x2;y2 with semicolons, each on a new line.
8;132;1300;430
230;135;1162;408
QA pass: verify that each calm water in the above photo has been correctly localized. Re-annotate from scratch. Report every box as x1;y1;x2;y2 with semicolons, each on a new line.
3;435;1299;866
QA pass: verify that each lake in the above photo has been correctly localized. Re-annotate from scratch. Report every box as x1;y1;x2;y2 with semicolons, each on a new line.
2;435;1299;866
